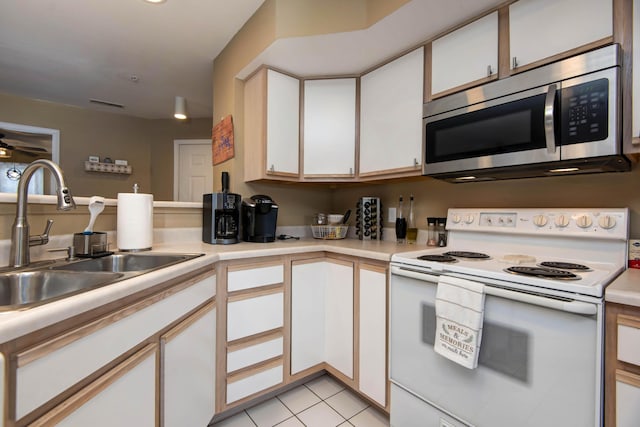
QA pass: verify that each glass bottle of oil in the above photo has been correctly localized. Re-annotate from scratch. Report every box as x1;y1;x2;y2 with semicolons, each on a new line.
406;195;417;244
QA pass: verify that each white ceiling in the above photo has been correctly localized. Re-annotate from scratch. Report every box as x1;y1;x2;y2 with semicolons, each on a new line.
0;0;503;120
0;0;265;119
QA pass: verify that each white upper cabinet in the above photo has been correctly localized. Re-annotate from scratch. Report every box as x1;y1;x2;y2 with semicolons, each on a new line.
359;47;424;178
633;0;640;143
303;78;357;177
431;12;498;96
509;0;613;70
267;70;300;175
244;68;300;181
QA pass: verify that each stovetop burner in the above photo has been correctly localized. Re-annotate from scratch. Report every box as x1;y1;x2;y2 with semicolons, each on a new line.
418;254;458;263
504;266;581;280
538;261;591;271
443;251;491;259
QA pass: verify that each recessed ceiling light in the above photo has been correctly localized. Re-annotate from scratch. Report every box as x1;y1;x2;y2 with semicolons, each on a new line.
144;0;166;4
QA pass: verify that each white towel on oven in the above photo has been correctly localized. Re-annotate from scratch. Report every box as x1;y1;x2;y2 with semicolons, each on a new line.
434;275;485;369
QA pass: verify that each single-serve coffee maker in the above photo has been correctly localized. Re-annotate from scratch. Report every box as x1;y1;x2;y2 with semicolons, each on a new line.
203;172;241;244
241;195;278;242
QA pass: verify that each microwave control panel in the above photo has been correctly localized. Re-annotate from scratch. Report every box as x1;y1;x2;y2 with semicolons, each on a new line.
561;78;608;144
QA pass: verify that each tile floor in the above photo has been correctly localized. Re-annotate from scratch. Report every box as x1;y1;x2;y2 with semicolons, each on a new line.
212;375;390;427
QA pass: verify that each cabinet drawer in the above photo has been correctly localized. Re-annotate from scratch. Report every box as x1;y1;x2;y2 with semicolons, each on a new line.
226;363;283;404
227;292;284;341
618;315;640;366
15;274;215;420
227;336;283;373
228;264;284;292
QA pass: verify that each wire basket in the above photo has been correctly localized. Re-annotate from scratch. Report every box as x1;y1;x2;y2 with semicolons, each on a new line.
311;224;349;240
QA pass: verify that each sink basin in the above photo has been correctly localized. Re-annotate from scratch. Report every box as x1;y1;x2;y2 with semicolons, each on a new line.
51;253;201;273
0;270;123;311
0;252;204;311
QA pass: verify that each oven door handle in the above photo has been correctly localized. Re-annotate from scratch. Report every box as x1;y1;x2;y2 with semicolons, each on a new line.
485;285;597;315
544;83;557;154
391;266;597;315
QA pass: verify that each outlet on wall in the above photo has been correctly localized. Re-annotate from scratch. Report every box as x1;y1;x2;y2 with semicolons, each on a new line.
388;207;397;223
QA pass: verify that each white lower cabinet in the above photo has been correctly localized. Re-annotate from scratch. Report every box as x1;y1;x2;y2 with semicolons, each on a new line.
222;260;286;407
617;371;640;427
163;302;216;427
6;269;216;426
358;265;387;407
33;344;158;427
291;258;354;380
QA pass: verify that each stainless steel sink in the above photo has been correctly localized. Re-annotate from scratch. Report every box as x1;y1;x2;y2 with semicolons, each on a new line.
0;252;204;311
0;270;123;310
50;253;200;273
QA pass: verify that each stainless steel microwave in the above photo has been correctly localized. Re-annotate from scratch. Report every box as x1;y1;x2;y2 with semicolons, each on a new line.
423;44;630;182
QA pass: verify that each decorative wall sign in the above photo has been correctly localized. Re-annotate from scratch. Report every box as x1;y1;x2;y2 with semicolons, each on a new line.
212;115;234;165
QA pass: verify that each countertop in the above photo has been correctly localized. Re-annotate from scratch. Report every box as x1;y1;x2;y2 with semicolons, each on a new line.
605;268;640;307
0;237;416;343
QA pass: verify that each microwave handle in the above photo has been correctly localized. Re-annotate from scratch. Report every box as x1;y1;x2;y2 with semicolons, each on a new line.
544;84;557;154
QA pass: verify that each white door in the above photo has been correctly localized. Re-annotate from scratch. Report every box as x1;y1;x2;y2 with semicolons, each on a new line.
174;139;213;202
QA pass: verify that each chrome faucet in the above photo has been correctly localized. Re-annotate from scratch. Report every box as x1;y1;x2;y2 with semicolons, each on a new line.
9;159;76;267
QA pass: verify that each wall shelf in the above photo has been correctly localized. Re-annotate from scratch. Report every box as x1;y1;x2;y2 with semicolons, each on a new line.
84;161;132;175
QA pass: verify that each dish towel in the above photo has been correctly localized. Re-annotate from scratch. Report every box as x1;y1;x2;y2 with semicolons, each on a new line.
434;275;486;369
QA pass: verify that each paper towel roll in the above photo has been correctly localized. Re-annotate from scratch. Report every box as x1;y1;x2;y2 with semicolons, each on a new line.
117;192;153;251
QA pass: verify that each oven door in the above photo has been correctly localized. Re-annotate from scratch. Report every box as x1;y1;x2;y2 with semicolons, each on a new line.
423;83;561;176
389;266;602;427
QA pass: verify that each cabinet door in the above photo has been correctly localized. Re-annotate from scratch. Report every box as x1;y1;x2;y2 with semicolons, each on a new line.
163;303;216;427
617;370;640;427
509;0;612;70
358;265;387;407
633;0;640;143
267;70;300;175
303;78;357;177
431;12;498;96
291;260;327;374
325;260;354;379
359;47;424;177
244;68;300;181
32;345;157;427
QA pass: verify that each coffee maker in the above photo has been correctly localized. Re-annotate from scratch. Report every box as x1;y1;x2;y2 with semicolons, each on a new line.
241;195;278;242
202;172;241;244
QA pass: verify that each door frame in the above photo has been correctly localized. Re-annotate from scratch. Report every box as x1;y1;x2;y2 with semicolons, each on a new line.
173;139;212;202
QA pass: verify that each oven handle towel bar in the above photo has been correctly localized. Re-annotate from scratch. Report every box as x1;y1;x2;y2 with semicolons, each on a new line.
391;266;597;315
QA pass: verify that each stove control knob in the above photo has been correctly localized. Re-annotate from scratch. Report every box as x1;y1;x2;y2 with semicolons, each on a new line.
464;214;475;224
554;215;570;228
576;215;593;228
451;214;461;224
598;215;616;229
533;214;548;227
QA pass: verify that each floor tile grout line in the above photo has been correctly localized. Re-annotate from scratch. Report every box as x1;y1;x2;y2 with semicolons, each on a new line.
244;409;259;427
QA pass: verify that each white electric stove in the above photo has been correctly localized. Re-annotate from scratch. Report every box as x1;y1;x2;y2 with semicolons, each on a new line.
389;208;628;427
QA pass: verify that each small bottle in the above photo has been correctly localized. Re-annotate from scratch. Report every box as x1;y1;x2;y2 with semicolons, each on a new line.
395;196;407;243
437;217;448;247
406;195;417;244
427;217;437;246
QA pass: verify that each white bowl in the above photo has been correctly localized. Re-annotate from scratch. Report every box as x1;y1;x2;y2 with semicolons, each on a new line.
327;214;344;224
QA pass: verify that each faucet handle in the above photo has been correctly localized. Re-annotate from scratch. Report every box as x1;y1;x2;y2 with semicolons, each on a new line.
29;219;54;246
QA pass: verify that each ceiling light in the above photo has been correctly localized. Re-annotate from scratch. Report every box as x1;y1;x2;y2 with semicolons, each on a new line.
174;96;187;120
0;147;11;159
144;0;166;4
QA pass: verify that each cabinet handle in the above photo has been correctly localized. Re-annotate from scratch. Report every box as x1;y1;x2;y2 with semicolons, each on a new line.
349;167;354;176
413;158;419;168
269;164;275;173
512;57;518;69
487;65;493;76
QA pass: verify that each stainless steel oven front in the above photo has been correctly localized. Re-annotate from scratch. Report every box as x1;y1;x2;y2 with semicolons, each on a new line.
389;266;603;427
422;44;628;181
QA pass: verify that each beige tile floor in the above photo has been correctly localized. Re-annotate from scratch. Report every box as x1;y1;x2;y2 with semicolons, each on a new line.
212;375;390;427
